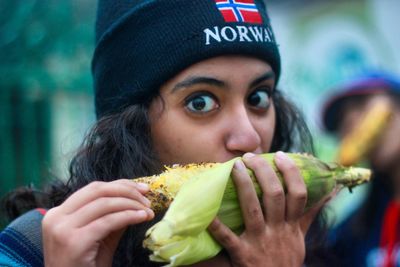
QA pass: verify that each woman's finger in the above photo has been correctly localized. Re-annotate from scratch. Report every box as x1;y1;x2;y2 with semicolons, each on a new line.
274;151;307;222
299;188;337;234
60;180;150;214
231;159;265;233
243;153;285;225
96;228;126;267
60;209;155;260
67;196;153;227
119;179;152;194
208;217;240;252
83;209;154;240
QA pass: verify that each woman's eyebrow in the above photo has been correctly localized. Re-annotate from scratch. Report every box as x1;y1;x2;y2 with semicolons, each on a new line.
172;76;225;92
171;71;275;92
250;71;275;88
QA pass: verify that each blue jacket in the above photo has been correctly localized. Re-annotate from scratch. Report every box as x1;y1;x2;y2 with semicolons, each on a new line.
327;177;395;267
0;209;46;267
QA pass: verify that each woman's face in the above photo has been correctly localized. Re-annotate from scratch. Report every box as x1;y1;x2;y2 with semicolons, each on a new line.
149;55;276;165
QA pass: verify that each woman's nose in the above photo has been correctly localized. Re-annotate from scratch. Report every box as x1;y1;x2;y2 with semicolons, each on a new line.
224;108;262;154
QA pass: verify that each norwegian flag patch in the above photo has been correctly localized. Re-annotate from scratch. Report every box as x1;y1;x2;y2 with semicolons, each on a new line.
215;0;263;24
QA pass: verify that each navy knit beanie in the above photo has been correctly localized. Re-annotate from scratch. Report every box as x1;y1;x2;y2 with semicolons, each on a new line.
92;0;281;118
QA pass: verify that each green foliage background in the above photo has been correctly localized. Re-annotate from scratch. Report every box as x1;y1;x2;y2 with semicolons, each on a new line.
0;0;94;92
0;0;95;226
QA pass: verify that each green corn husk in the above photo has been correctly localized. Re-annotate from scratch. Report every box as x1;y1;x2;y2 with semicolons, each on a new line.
141;153;371;266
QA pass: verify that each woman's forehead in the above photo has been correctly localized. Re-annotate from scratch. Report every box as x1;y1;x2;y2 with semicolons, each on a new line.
167;55;274;84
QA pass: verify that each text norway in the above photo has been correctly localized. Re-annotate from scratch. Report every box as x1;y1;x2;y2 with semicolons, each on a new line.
204;26;273;45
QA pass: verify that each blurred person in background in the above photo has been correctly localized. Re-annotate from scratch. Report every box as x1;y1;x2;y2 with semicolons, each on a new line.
0;0;333;266
321;71;400;267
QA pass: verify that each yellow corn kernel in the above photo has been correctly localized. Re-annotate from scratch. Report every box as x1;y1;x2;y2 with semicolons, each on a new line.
134;153;371;266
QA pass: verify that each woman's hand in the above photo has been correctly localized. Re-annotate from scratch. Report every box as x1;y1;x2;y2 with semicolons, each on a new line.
207;152;330;267
42;179;154;267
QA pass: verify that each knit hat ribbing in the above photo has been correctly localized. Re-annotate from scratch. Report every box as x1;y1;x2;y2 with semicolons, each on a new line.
92;0;281;118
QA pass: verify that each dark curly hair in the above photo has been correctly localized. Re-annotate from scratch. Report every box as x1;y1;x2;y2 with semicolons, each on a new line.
2;89;324;267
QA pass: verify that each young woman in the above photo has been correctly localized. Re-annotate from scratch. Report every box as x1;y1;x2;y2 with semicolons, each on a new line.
1;1;329;266
321;71;400;267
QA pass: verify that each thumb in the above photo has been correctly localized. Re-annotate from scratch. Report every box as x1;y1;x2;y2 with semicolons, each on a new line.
299;188;338;234
97;228;127;267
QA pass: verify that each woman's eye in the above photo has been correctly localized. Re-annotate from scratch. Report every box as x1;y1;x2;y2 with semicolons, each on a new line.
247;90;271;109
185;93;219;113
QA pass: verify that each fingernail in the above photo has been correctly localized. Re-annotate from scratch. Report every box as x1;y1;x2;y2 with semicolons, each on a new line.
146;208;155;218
243;152;255;160
275;151;286;159
208;219;220;231
136;183;149;190
136;210;148;218
143;197;151;207
234;159;246;171
275;151;292;163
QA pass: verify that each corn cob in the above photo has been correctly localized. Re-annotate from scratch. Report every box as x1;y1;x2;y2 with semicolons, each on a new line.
337;96;392;166
135;153;371;267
